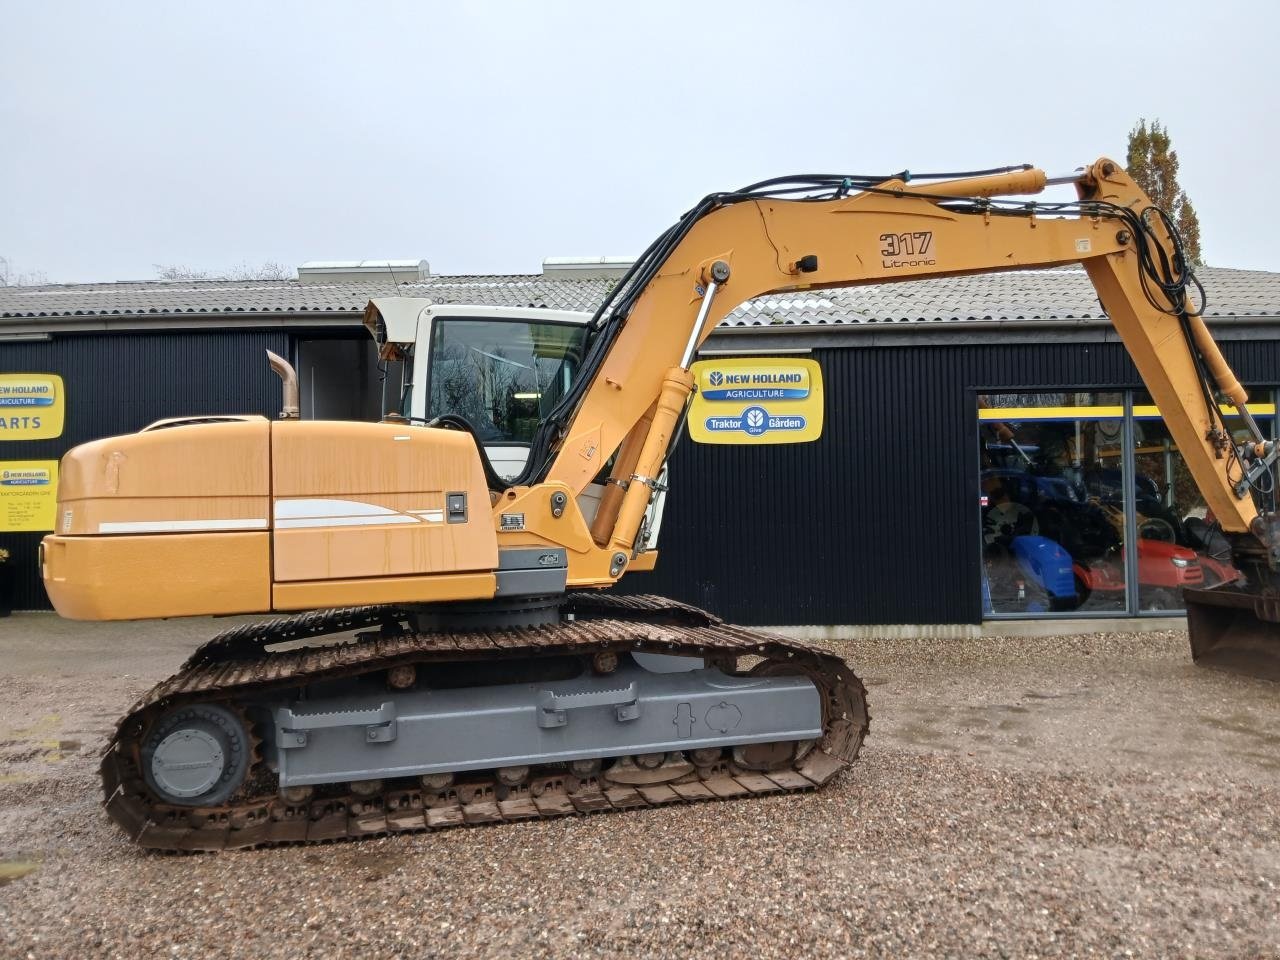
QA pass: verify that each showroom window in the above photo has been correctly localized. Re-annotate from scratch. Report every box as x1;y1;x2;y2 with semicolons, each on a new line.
978;390;1276;617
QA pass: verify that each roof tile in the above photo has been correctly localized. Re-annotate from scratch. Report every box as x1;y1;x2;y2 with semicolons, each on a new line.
0;267;1276;325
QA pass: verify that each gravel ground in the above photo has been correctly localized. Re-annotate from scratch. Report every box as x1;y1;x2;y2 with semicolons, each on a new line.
1;614;1278;959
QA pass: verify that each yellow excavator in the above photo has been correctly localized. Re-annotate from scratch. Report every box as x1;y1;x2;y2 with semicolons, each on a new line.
39;158;1279;850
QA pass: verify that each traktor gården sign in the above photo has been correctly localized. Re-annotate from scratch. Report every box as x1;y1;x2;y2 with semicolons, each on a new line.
0;374;65;441
688;358;824;445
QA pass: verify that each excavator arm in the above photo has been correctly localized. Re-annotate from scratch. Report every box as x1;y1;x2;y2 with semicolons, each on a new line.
539;158;1278;670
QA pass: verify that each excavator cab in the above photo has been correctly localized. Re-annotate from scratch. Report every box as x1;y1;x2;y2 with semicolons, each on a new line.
364;300;591;481
363;299;671;547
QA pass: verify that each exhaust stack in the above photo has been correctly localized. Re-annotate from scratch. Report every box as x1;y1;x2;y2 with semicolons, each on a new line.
266;350;300;420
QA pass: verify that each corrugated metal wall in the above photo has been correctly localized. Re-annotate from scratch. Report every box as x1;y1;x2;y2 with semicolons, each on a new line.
0;331;290;610
624;338;1280;625
3;330;1276;622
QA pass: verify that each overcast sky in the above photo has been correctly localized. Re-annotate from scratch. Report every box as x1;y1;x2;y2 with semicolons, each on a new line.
3;0;1277;284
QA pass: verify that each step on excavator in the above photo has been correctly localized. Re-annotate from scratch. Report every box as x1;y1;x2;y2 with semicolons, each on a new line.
39;158;1280;850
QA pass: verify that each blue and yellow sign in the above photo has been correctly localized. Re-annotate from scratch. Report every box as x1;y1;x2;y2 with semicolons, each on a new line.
0;374;65;441
0;460;59;532
688;358;824;444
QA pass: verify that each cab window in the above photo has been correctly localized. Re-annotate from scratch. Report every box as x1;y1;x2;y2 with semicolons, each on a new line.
426;318;588;443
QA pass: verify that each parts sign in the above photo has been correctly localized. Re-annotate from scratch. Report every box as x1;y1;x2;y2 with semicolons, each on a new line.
0;374;65;441
688;358;823;444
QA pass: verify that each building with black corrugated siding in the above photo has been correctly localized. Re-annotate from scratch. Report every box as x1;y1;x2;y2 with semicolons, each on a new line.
3;261;1278;626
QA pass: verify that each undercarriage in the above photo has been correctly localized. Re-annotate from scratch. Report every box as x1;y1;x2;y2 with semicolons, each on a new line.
102;594;870;851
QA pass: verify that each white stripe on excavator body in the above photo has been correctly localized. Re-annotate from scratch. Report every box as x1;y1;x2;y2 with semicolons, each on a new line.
98;519;268;534
275;499;399;519
275;515;425;529
271;498;445;529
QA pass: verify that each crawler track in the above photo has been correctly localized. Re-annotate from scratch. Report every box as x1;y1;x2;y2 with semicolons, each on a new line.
102;595;869;851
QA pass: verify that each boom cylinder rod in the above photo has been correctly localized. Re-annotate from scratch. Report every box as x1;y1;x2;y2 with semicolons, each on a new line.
1044;167;1089;186
680;277;722;370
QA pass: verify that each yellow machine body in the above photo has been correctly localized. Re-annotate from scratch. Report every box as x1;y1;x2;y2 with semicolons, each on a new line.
43;419;499;619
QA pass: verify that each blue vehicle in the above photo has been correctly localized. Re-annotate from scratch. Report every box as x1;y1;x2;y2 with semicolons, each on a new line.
982;534;1078;614
981;493;1080;613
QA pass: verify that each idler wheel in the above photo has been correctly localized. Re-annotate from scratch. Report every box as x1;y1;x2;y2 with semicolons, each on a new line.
141;703;251;807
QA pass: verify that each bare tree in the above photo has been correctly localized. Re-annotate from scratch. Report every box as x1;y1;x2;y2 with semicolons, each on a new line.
0;256;49;287
154;261;292;281
233;261;292;281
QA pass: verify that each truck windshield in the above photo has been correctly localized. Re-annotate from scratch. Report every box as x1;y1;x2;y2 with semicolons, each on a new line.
426;317;588;444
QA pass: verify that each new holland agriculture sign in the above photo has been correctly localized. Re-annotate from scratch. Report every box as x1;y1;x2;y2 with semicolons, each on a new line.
0;374;65;441
688;358;824;445
0;460;59;532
